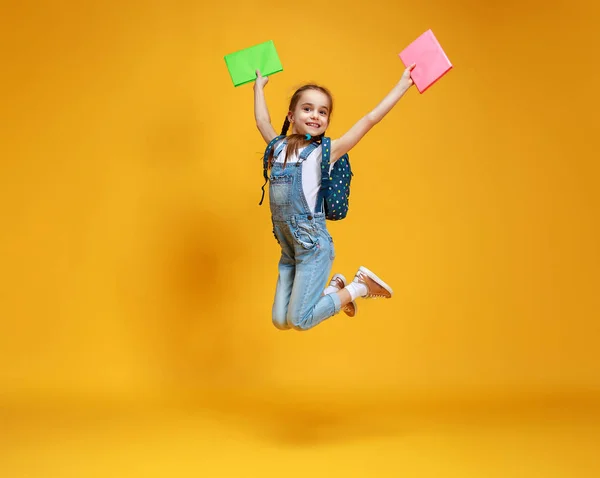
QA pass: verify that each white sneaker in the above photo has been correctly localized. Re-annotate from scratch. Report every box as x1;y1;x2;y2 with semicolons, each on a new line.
353;266;393;299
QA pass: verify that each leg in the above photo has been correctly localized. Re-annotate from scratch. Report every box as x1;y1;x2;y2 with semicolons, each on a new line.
325;266;395;318
286;222;342;330
271;258;294;330
335;287;354;308
271;223;296;330
324;274;357;317
337;266;394;303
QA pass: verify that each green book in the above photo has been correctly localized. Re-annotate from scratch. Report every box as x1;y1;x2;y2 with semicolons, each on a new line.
224;40;283;87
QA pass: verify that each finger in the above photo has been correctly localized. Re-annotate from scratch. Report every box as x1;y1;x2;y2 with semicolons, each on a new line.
255;69;262;77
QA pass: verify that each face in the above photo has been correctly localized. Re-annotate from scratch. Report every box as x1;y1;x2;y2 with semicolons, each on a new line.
288;89;331;137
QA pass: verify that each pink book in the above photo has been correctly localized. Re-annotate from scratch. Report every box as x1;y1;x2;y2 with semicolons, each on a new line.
399;29;453;93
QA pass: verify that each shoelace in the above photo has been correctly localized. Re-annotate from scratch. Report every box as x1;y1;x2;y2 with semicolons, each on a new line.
357;273;389;299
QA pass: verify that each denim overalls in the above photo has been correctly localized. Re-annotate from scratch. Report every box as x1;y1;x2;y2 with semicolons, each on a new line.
268;140;342;330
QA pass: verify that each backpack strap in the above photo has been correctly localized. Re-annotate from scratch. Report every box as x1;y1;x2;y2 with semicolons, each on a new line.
259;135;286;206
317;137;332;214
273;139;287;159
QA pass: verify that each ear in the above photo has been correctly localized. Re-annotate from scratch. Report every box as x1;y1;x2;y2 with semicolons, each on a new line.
287;111;294;123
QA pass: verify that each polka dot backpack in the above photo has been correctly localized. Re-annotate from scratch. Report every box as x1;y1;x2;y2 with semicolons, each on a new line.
317;137;353;220
259;135;353;221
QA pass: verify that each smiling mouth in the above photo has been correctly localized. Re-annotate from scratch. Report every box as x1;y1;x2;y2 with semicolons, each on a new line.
306;123;320;128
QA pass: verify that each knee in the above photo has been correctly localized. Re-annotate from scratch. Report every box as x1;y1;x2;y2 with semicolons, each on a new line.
286;312;311;332
272;314;291;330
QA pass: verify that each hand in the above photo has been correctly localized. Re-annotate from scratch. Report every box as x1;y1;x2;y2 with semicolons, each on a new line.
254;69;269;90
399;63;416;91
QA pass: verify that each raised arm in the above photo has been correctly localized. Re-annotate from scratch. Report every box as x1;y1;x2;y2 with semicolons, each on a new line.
330;63;415;162
254;70;278;144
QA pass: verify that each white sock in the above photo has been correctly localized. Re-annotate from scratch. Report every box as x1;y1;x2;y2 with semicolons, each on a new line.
323;275;343;295
345;282;367;301
323;285;339;295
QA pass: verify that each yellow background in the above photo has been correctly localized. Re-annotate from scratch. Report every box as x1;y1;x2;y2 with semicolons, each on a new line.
1;0;599;476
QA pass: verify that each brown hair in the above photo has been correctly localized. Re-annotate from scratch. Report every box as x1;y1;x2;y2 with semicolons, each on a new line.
268;84;333;169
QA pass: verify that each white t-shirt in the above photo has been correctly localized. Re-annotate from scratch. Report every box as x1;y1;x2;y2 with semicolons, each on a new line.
274;144;335;213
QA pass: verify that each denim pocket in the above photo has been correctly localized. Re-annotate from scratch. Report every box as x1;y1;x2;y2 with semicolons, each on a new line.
269;175;292;207
292;222;318;250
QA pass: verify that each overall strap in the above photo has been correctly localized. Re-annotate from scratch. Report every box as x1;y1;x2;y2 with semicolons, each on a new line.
259;135;285;206
298;141;319;161
317;137;332;214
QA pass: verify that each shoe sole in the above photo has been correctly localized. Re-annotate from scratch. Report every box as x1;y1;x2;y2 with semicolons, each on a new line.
358;266;394;297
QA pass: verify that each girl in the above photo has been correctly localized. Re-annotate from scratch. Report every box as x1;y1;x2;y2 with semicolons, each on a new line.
254;62;416;331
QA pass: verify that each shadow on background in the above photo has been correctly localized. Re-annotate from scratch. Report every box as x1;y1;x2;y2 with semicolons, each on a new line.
3;389;600;451
178;389;600;447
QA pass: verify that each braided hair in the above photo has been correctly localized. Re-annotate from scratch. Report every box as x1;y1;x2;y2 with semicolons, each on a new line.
267;84;333;169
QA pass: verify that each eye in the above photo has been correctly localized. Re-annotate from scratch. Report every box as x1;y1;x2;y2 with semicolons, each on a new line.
303;107;310;112
320;111;327;116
